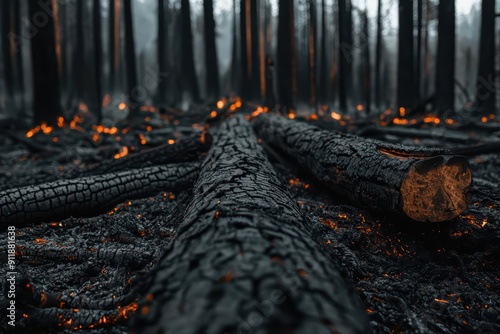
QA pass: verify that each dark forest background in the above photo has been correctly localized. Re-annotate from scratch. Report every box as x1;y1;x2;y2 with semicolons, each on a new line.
0;0;498;127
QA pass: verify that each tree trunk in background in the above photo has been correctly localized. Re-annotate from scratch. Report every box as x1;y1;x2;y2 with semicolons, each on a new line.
93;0;103;122
416;0;423;105
1;0;18;111
108;0;121;97
13;0;25;113
277;0;296;109
229;0;240;96
123;0;141;119
203;0;220;101
374;0;382;110
157;0;168;113
361;10;371;114
397;0;414;111
435;0;455;116
423;0;431;99
71;0;85;113
338;0;353;112
318;0;327;105
475;0;495;116
240;0;261;102
308;0;317;107
28;0;62;125
180;0;200;102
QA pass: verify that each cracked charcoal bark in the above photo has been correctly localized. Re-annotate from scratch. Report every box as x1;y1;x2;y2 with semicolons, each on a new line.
254;114;472;222
0;162;199;227
131;115;371;334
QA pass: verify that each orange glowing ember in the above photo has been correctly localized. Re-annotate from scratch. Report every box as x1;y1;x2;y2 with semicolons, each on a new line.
167;139;175;145
114;146;129;159
210;111;218;118
216;100;225;109
481;116;488;123
399;107;406;117
393;118;409;125
423;115;440;124
139;134;147;145
288;112;296;119
118;102;127;110
445;118;454;125
57;116;65;128
356;104;364;111
330;111;342;121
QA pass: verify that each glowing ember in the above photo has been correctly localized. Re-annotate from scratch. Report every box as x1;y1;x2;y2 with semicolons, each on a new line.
481;116;488;123
210;111;218;118
216;100;225;109
57;116;65;128
139;134;147;145
118;102;127;110
445;118;454;124
393;118;409;125
356;104;364;111
113;146;129;159
434;298;449;303
330;111;342;121
423;115;440;124
167;139;175;145
288;112;296;119
399;107;406;117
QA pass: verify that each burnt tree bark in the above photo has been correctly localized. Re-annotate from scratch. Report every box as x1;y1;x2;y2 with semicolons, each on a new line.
338;0;353;112
0;163;199;227
157;0;168;112
28;0;63;125
131;116;371;333
416;0;423;104
108;0;121;96
240;0;261;101
93;0;103;122
475;0;496;116
277;0;296;109
124;0;141;119
254;114;472;222
360;10;371;113
203;0;220;100
180;0;200;102
318;0;328;105
435;0;455;116
374;0;383;110
397;0;414;111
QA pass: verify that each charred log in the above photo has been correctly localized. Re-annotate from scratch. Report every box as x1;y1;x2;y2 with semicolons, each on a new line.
131;116;371;333
254;114;472;222
0;163;199;227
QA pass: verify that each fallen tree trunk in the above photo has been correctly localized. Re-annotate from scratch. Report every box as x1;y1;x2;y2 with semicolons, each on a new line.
131;116;371;333
254;114;472;222
0;162;199;228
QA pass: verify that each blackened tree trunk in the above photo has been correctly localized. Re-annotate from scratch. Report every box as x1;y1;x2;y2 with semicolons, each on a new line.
277;0;296;109
475;0;496;116
108;0;121;96
397;0;414;111
157;0;168;113
71;0;85;113
255;114;472;223
229;0;240;96
180;0;200;102
435;0;455;116
203;0;220;100
1;0;15;105
416;0;423;104
423;0;431;99
123;0;141;119
240;0;261;101
374;0;383;110
131;116;371;333
361;10;371;113
308;0;317;107
338;0;353;112
93;0;103;122
318;0;328;105
28;0;62;125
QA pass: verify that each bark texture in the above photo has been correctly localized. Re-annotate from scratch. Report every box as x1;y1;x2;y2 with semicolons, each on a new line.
254;114;472;222
131;116;371;334
0;163;199;227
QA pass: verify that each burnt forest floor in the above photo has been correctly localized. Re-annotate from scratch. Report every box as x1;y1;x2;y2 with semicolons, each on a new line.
1;103;499;333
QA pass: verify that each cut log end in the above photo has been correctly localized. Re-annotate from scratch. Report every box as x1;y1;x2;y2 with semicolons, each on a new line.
401;156;472;222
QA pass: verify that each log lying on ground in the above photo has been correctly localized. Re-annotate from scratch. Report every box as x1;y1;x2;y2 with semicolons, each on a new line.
0;162;199;227
131;116;371;334
254;114;472;222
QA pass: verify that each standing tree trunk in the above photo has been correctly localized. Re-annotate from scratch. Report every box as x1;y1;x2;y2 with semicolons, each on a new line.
374;0;382;111
397;0;414;111
318;0;327;105
28;0;62;125
277;0;296;109
308;0;317;107
338;0;353;112
108;0;121;97
1;0;15;109
475;0;495;116
435;0;455;116
157;0;168;113
123;0;141;119
229;0;240;96
416;0;423;105
180;0;200;102
240;0;261;102
361;10;371;113
203;0;220;101
93;0;103;122
423;0;431;99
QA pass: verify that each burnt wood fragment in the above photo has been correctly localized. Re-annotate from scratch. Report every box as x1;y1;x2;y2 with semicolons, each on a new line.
131;116;371;334
254;114;472;222
0;163;199;227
